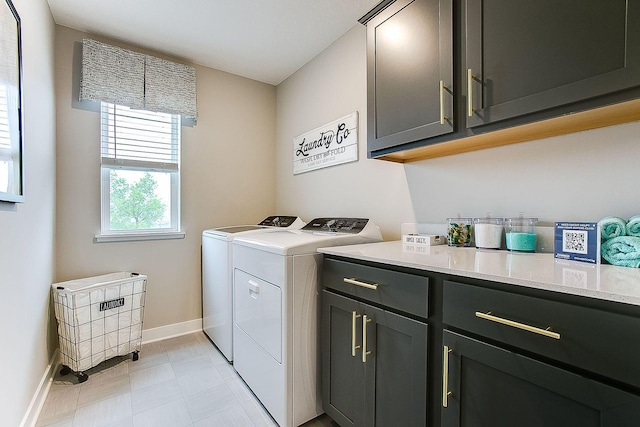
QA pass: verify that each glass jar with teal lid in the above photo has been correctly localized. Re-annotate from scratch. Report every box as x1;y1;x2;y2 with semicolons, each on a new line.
505;216;538;252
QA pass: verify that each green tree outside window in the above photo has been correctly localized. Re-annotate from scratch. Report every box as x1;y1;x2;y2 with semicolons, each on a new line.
110;171;166;229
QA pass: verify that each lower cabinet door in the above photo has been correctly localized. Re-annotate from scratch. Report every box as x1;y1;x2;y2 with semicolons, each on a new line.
322;290;428;427
442;330;640;427
322;290;366;427
363;304;428;427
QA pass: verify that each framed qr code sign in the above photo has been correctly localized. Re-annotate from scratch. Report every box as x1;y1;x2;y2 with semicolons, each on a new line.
554;222;600;264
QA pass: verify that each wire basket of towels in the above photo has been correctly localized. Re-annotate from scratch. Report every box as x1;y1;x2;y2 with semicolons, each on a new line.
52;272;147;382
598;216;640;268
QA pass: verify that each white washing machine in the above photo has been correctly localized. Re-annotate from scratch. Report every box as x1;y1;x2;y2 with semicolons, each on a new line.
232;218;383;427
202;216;305;362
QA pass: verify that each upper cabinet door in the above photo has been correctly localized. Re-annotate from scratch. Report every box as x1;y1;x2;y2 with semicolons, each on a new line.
465;0;640;128
366;0;453;153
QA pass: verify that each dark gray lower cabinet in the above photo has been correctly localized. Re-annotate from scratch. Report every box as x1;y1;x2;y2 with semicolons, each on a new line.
322;290;428;426
442;330;640;427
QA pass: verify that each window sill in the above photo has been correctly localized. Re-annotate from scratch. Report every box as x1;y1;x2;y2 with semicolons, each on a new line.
95;231;186;243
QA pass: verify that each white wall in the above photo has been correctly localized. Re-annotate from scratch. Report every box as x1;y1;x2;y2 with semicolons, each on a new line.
276;25;640;239
276;26;412;238
0;0;56;425
55;26;277;330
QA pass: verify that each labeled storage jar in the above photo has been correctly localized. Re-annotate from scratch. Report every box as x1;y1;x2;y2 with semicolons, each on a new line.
505;217;538;252
447;217;473;247
474;217;504;249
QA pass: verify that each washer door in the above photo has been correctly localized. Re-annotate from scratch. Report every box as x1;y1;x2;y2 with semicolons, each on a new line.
234;269;282;362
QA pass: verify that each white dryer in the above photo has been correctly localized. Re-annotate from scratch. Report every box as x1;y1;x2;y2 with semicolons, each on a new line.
202;216;305;362
232;218;383;427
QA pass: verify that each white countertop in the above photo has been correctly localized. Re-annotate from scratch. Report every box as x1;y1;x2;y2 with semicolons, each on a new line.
319;241;640;307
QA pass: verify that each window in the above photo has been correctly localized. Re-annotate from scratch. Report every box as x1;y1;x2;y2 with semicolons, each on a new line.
99;102;181;239
0;84;12;193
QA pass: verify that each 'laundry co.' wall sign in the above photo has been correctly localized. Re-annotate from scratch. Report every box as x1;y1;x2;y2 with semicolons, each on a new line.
293;112;358;175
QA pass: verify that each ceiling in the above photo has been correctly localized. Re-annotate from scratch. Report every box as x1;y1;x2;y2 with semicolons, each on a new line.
47;0;382;86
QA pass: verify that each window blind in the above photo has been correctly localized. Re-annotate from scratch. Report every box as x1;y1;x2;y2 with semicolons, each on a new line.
81;39;197;120
0;85;11;154
101;103;180;172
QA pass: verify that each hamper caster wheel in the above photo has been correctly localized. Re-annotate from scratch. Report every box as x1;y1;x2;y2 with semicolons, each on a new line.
59;365;70;376
77;373;88;383
132;351;139;361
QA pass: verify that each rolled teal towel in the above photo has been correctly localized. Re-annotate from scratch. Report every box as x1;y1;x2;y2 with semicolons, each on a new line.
598;216;627;241
626;215;640;237
601;236;640;268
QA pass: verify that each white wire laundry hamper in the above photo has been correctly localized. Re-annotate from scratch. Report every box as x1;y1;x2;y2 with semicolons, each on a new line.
52;272;147;382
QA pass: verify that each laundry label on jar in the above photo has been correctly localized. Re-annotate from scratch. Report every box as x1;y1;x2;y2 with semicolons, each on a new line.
99;297;125;311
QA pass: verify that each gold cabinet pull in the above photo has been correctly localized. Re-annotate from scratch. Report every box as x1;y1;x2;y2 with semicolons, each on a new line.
442;346;453;407
351;311;361;357
439;80;447;125
475;311;561;340
362;315;373;363
344;278;379;290
467;68;474;117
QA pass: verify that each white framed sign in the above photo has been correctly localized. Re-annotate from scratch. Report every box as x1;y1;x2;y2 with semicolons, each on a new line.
293;111;358;175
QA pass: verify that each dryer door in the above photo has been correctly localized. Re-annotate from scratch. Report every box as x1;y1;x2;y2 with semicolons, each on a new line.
234;269;282;362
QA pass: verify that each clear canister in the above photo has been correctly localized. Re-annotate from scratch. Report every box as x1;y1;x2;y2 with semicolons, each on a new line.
474;217;504;249
505;216;538;252
447;217;473;247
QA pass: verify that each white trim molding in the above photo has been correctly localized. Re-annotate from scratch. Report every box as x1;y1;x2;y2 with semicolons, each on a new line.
141;318;203;344
20;349;59;427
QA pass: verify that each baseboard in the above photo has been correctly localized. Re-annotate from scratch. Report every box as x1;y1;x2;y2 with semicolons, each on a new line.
20;349;59;427
141;318;203;344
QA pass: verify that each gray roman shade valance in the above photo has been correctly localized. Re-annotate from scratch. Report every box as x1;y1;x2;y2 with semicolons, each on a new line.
145;55;197;118
80;39;197;120
80;39;145;110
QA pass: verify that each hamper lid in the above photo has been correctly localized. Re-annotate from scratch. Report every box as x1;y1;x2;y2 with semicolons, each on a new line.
52;272;146;293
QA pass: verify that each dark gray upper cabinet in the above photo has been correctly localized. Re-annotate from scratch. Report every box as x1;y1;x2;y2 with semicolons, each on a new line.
362;0;640;160
362;0;453;154
465;0;640;127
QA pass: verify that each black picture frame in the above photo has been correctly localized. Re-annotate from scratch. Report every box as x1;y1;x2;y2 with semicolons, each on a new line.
0;0;24;203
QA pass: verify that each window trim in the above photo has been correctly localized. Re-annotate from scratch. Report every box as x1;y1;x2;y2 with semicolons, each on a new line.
98;102;182;240
94;230;185;243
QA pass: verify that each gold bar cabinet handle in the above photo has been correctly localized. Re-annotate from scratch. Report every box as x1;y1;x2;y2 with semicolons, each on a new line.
442;346;453;407
344;278;379;290
351;311;361;357
362;315;373;363
475;311;561;340
467;68;474;117
439;80;446;125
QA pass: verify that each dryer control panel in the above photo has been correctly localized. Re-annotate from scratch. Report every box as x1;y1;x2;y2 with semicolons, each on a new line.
301;218;369;234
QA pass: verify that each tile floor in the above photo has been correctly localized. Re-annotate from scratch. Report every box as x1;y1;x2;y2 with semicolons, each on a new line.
36;332;335;427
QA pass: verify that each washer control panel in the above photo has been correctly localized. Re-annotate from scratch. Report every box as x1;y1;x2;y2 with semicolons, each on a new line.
301;218;369;234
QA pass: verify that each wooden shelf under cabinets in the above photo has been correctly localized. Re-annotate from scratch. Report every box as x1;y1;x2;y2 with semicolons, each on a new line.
376;98;640;163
